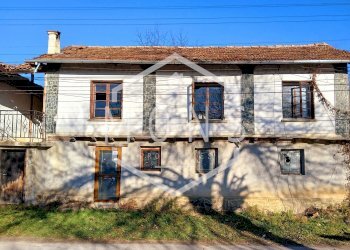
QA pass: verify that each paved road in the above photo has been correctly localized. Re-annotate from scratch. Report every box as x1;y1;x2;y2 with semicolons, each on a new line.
0;240;346;250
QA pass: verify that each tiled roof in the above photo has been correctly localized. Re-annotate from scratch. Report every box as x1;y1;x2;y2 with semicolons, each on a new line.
0;63;33;73
31;43;350;63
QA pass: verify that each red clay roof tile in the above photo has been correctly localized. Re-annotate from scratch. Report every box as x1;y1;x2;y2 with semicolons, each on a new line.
31;43;350;63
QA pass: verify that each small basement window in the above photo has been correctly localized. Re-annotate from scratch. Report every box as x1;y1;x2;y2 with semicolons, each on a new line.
282;82;314;119
193;83;224;120
279;149;305;175
91;82;123;119
141;147;161;171
196;148;218;173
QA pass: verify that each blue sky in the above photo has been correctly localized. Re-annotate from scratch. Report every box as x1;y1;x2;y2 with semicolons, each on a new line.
1;0;350;65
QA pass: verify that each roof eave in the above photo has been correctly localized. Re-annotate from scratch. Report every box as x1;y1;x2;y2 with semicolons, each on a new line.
27;59;350;65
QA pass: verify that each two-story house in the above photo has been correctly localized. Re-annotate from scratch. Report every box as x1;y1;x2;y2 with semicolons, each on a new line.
24;31;350;211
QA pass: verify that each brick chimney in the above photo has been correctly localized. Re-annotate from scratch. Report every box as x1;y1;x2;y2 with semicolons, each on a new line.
47;31;61;54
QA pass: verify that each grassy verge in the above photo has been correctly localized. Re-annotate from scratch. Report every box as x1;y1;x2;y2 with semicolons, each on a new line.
0;203;349;246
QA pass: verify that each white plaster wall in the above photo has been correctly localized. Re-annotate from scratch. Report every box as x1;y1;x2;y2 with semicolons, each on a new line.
55;70;144;137
54;64;338;138
254;65;336;136
0;82;42;140
25;141;95;203
155;70;241;137
27;140;347;212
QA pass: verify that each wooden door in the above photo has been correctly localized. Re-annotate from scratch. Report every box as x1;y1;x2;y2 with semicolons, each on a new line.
0;150;25;203
94;147;121;202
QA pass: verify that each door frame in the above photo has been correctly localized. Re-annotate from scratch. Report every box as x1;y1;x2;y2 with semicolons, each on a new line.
0;148;26;203
94;146;121;202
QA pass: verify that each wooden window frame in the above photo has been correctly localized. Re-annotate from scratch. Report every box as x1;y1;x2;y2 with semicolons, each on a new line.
140;146;161;171
94;147;121;202
282;81;315;120
195;148;218;174
90;81;123;120
192;82;224;121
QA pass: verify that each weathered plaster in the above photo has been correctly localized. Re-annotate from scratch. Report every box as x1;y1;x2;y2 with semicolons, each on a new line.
26;140;347;212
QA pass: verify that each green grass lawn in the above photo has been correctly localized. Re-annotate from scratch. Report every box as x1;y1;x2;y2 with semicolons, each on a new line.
0;203;349;246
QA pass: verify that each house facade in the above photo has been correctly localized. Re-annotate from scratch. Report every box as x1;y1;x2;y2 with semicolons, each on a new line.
19;31;350;211
0;63;44;203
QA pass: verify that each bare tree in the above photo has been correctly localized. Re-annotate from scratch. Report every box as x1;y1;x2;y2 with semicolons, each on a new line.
169;31;188;46
137;26;188;46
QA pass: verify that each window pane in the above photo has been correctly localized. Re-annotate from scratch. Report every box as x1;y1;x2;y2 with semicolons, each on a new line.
96;93;106;101
209;87;223;119
301;86;312;118
282;85;295;118
110;92;122;102
98;176;117;200
197;149;216;173
95;101;106;109
291;87;302;118
110;87;122;103
110;109;121;118
109;102;121;109
283;84;312;119
95;109;105;118
99;150;117;174
142;149;160;169
110;84;121;92
95;84;106;92
194;85;223;120
194;87;207;119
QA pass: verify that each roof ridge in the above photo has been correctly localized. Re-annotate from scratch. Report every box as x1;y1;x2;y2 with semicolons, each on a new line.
64;43;331;49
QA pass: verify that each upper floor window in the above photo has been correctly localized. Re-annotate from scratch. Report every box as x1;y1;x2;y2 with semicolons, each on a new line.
282;82;314;119
91;82;122;119
193;83;224;120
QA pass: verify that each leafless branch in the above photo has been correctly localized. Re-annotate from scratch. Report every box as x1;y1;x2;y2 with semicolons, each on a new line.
137;26;188;46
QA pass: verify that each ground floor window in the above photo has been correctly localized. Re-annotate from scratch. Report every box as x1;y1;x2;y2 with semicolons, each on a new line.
279;149;305;175
94;147;121;201
196;148;218;173
140;147;161;171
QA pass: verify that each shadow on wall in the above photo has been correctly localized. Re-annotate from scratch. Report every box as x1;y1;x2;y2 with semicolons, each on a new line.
26;140;318;248
29;85;347;209
21;64;347;247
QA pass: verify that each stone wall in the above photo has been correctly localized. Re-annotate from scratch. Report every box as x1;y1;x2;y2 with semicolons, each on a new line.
241;67;255;135
334;64;350;136
143;75;156;134
45;73;59;133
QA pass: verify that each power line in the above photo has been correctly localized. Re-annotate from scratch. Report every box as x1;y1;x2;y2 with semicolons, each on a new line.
1;2;350;11
2;19;350;26
0;38;350;50
1;14;350;21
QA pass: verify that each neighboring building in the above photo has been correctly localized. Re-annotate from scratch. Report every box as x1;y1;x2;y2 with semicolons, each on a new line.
0;63;44;203
20;31;350;211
